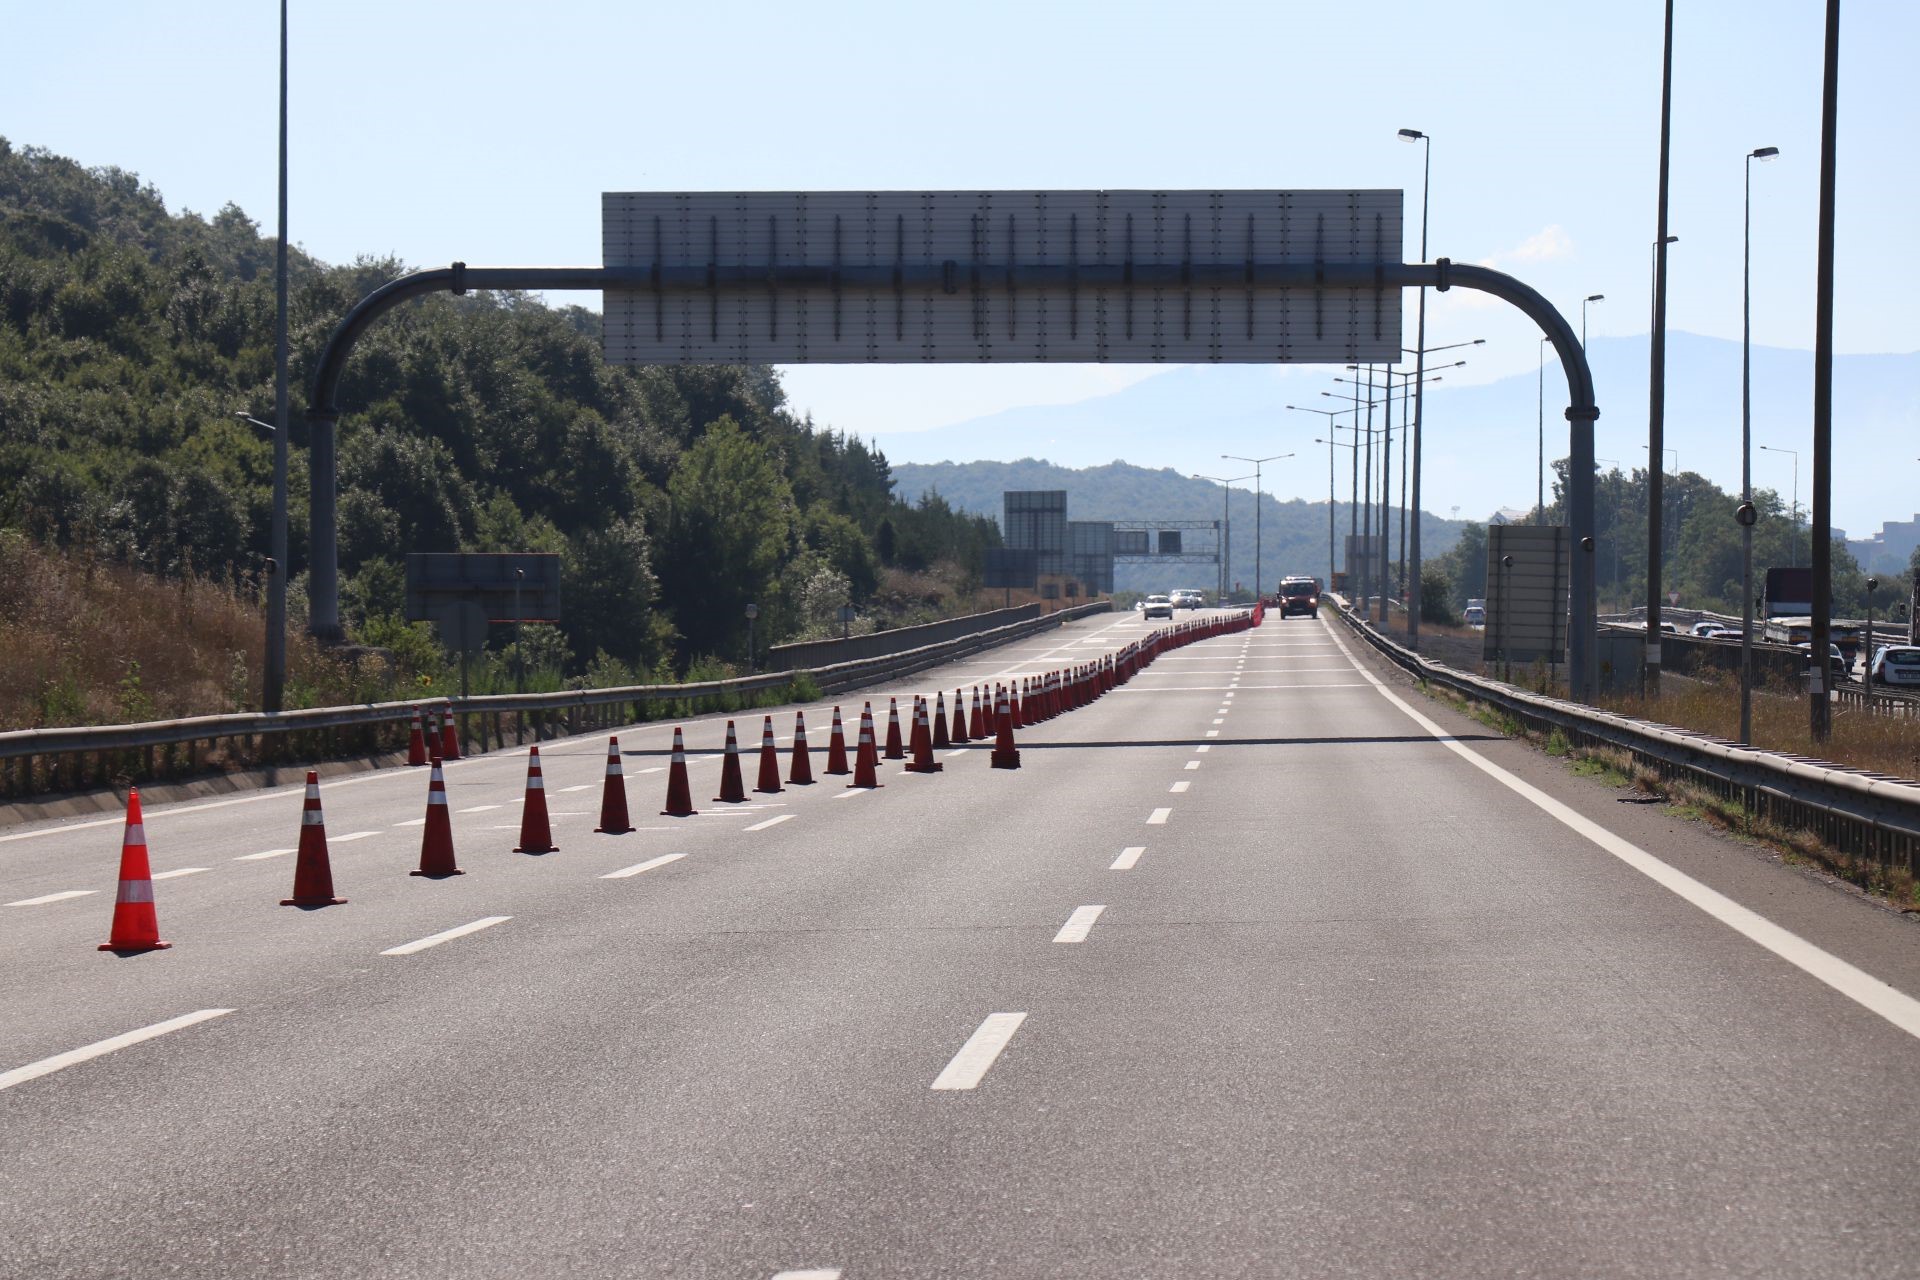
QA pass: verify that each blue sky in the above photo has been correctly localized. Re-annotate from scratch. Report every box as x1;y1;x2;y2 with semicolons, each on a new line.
4;0;1915;507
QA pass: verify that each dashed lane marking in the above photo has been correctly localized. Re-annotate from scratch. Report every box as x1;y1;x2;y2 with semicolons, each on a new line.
1205;730;1220;738
5;889;96;907
0;1009;235;1094
1147;807;1171;825
1110;846;1146;870
1212;719;1224;725
1053;905;1106;943
1184;760;1201;770
235;848;296;861
931;1012;1028;1090
602;854;686;879
380;916;511;956
1195;744;1211;753
150;867;209;881
559;784;596;793
1170;780;1191;793
771;1271;841;1280
331;831;379;843
745;814;797;832
458;804;502;814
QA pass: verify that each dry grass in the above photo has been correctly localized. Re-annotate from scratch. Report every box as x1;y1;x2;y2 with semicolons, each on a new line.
0;533;342;731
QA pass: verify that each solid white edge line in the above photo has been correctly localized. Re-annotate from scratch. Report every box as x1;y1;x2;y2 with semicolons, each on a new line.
931;1012;1028;1090
1110;846;1146;870
602;853;686;879
1053;904;1107;943
5;889;98;907
1319;616;1920;1042
744;814;797;832
380;915;512;956
0;1009;235;1093
1147;807;1172;825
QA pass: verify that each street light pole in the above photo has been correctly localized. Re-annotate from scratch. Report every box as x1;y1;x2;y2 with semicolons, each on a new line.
1399;127;1433;641
1222;453;1291;601
1196;472;1256;600
1741;144;1780;746
264;0;290;713
1809;0;1841;741
1538;336;1550;523
1645;0;1677;696
1285;405;1345;589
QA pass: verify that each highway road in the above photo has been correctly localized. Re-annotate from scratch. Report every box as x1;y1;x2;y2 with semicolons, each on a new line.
4;607;1920;1277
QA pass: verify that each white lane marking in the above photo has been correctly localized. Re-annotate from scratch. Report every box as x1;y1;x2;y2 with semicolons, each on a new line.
1319;617;1920;1042
1211;719;1224;725
931;1012;1028;1090
771;1269;842;1279
1205;730;1220;738
636;766;665;775
1110;846;1146;870
149;867;208;881
602;853;686;879
235;847;296;861
945;749;970;759
830;788;874;800
380;916;512;956
745;814;797;832
331;830;380;843
1184;760;1201;770
1195;745;1211;753
458;804;501;813
560;784;596;793
1114;683;1367;692
0;1009;234;1093
1053;905;1106;943
1147;807;1171;825
5;889;97;907
1170;780;1191;793
1224;692;1235;699
393;818;426;827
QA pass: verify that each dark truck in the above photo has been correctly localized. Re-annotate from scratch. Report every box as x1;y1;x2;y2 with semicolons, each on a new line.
1275;576;1320;618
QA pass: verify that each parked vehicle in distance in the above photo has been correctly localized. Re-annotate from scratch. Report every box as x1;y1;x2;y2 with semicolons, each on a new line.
1276;577;1319;618
1462;605;1486;629
1869;645;1920;687
1143;594;1175;620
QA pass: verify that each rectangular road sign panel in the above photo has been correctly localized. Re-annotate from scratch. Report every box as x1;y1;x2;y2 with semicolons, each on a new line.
1114;529;1150;556
406;553;561;623
984;548;1039;590
1484;526;1570;664
603;190;1402;365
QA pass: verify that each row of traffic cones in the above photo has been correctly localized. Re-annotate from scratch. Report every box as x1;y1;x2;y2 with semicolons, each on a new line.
405;705;462;767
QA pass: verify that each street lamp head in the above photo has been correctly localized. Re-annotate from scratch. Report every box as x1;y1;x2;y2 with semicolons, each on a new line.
1397;128;1425;142
1751;145;1780;161
1585;293;1605;303
1472;338;1486;345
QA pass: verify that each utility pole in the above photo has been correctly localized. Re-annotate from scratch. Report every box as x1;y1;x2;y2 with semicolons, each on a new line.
1809;0;1840;741
1645;0;1675;696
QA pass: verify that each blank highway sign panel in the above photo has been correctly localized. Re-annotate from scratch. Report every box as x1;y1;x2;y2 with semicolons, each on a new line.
602;190;1403;364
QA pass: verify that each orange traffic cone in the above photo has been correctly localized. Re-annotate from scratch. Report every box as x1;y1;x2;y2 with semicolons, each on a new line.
714;720;748;802
789;711;816;785
514;745;557;853
754;715;784;794
969;687;986;739
660;726;698;816
883;697;906;760
438;707;460;761
931;692;951;749
281;770;346;906
98;788;170;951
905;697;944;774
950;689;970;743
990;688;1022;770
849;704;883;789
406;706;428;766
595;736;634;833
412;757;463;876
825;706;851;775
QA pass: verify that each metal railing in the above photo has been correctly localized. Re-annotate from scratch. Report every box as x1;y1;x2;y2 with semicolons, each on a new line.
0;601;1112;802
1335;602;1920;878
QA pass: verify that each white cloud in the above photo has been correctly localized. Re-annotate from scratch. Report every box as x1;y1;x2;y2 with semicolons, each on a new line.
1506;224;1574;263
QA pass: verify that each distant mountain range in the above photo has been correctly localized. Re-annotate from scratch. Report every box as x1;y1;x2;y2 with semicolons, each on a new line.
872;332;1919;545
889;459;1467;595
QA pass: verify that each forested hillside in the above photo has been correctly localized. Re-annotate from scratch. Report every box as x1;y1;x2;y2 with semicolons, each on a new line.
0;138;998;722
891;458;1467;595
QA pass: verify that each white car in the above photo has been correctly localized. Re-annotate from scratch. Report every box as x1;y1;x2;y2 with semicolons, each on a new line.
1143;594;1175;620
1869;645;1920;687
1172;589;1205;610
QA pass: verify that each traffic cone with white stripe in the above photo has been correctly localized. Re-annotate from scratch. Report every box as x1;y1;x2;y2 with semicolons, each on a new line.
411;757;463;877
714;720;748;803
660;727;698;816
406;707;428;767
595;737;634;833
825;706;851;776
513;745;557;853
905;697;943;774
849;703;883;789
969;686;986;739
883;697;906;760
438;706;460;761
754;715;784;794
98;788;170;951
789;711;816;785
990;688;1021;770
931;691;951;749
949;689;970;743
282;770;347;905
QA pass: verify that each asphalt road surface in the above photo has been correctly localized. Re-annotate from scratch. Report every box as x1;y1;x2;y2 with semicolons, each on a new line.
4;608;1919;1278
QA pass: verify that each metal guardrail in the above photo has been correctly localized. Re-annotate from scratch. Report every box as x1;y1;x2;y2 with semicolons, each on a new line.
1334;602;1920;879
0;601;1112;801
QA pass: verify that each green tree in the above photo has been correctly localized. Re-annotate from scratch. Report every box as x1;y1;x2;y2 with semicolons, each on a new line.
661;416;795;660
